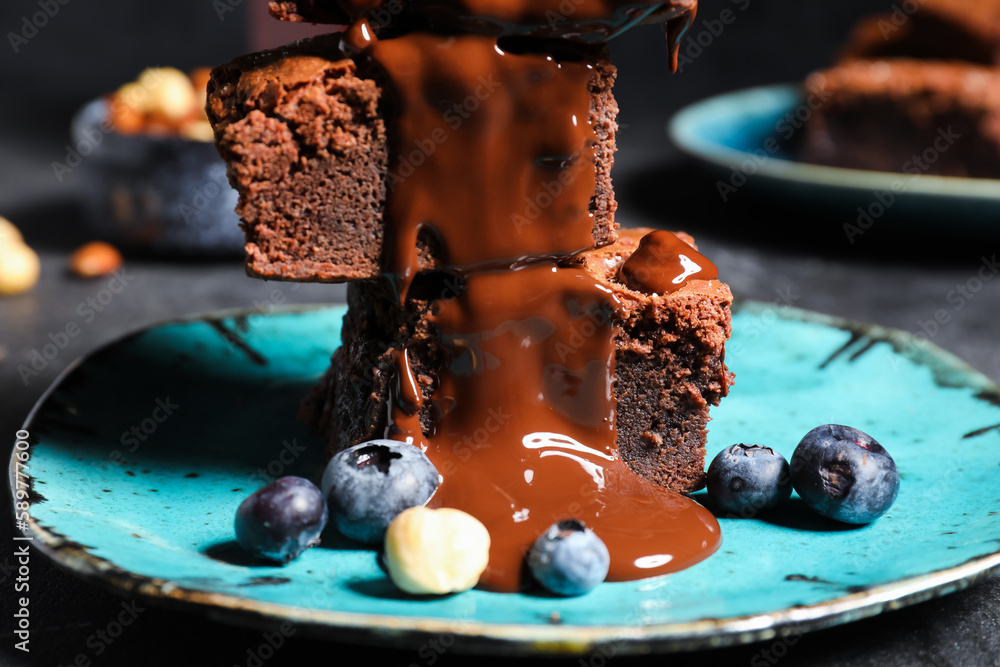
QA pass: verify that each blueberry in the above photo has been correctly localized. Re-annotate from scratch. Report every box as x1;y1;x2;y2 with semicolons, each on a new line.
321;440;440;544
790;424;900;524
528;519;610;596
235;476;327;564
706;444;792;517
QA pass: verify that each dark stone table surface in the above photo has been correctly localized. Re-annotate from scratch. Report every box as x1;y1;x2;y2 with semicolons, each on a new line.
1;1;998;665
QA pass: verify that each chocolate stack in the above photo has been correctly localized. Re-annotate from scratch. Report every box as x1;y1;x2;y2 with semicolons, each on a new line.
207;0;733;591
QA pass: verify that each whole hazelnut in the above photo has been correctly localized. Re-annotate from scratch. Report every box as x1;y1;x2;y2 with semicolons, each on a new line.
69;242;123;279
0;242;40;296
0;216;23;247
384;507;490;595
108;95;145;134
179;119;214;142
138;67;196;122
114;81;151;115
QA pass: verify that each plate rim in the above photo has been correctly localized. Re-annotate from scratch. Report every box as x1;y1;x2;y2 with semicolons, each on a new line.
11;301;1000;655
667;82;1000;200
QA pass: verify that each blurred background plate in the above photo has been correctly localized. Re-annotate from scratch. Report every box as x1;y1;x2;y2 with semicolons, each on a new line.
668;84;1000;231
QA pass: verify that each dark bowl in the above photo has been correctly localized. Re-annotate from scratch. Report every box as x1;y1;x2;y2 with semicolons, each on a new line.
71;98;244;256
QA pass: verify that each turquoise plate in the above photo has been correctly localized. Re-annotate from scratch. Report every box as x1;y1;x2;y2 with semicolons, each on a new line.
10;303;1000;655
668;84;1000;229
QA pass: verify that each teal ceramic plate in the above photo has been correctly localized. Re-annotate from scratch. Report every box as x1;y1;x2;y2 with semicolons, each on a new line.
668;84;1000;228
11;303;1000;655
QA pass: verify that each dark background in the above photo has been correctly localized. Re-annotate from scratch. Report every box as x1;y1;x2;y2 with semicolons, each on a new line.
2;1;999;665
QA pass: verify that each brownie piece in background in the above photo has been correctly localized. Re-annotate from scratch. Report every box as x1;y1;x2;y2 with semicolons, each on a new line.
839;0;1000;65
801;59;1000;178
801;0;1000;178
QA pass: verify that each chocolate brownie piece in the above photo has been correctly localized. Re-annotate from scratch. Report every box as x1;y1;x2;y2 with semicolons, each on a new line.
801;59;1000;178
839;0;1000;65
575;228;733;491
207;33;619;283
302;227;733;493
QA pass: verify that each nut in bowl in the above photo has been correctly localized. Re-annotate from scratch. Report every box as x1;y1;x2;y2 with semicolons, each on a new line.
108;67;213;141
69;67;244;256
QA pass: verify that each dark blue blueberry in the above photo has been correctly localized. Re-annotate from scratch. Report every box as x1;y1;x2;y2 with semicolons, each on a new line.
528;519;610;596
706;444;792;517
234;476;327;564
791;424;900;524
321;440;440;544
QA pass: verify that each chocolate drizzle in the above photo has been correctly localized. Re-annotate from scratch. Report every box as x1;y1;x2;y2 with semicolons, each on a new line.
296;0;721;592
367;32;602;295
664;6;696;71
618;229;718;295
387;265;721;591
275;0;698;70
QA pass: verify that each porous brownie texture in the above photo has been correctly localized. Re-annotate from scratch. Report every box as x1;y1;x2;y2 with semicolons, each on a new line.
207;33;619;282
575;228;733;491
301;228;734;493
801;59;1000;178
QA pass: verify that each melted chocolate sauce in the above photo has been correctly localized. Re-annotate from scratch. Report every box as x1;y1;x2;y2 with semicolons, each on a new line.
300;0;698;69
387;265;720;591
368;32;600;293
618;230;718;295
338;1;718;592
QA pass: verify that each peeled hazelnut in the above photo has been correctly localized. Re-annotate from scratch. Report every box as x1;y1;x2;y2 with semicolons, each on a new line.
384;507;490;595
107;95;145;134
69;241;123;278
114;81;151;115
0;216;23;247
0;242;40;296
179;119;215;142
138;67;196;122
